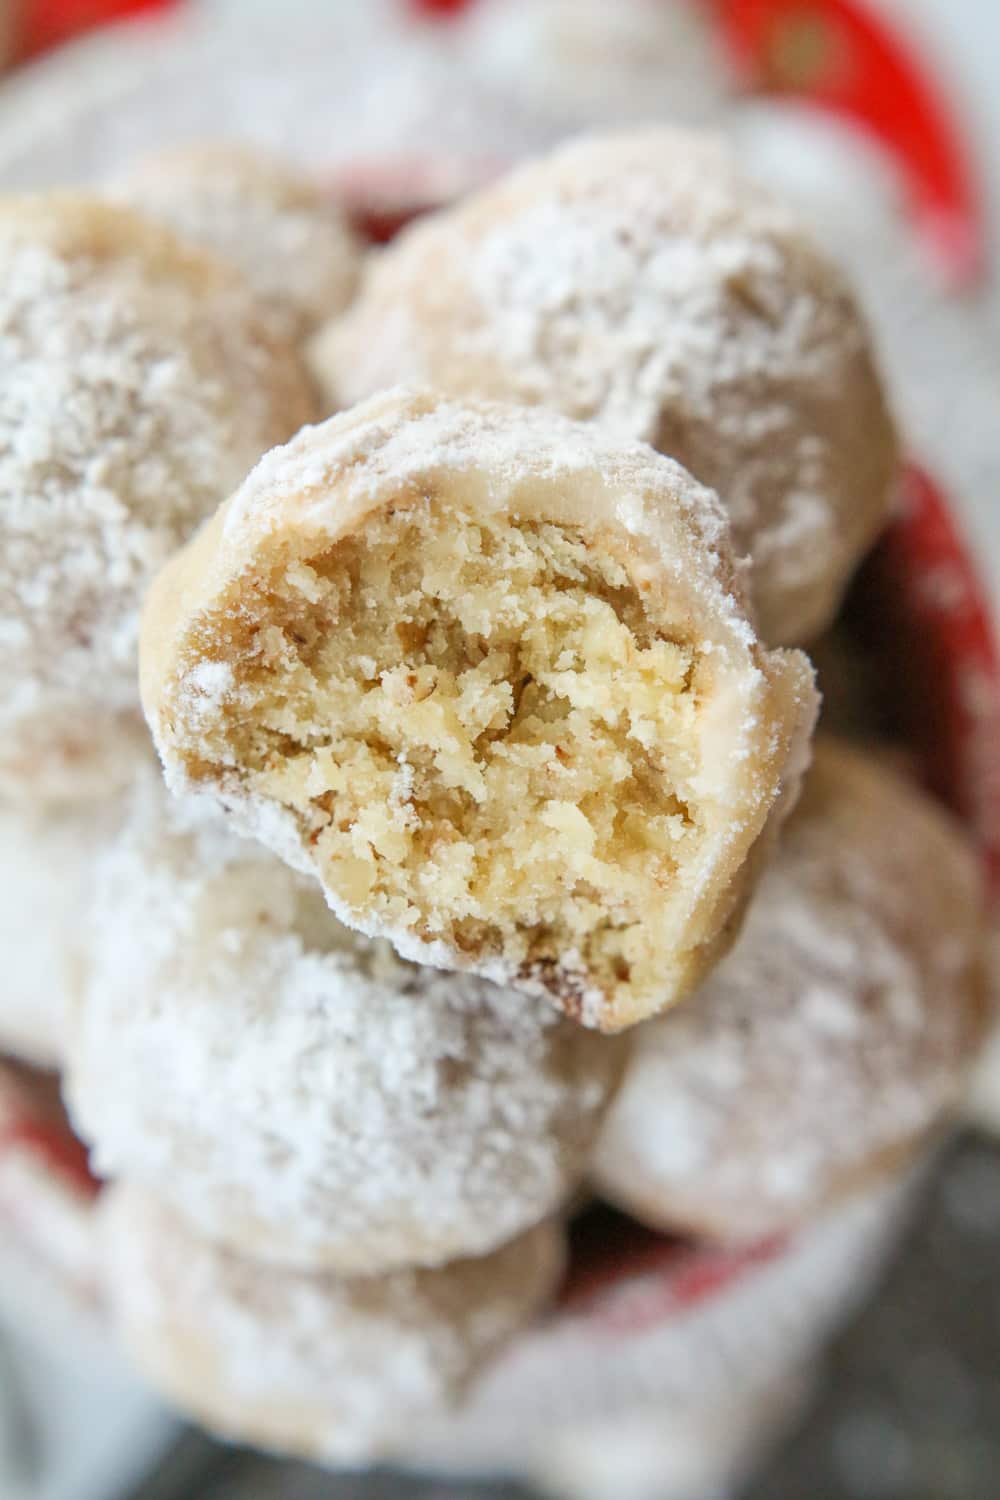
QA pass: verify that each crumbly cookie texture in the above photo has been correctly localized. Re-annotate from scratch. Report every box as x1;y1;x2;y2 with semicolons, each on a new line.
313;127;899;645
140;386;817;1031
0;796;127;1069
0;193;317;803
101;1184;565;1465
109;142;362;343
593;739;989;1240
67;774;623;1272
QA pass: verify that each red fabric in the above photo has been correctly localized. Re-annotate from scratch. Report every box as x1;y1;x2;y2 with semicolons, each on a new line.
714;0;984;284
861;465;1000;901
0;1118;99;1198
561;1216;786;1333
15;0;180;62
407;0;471;16
17;0;983;288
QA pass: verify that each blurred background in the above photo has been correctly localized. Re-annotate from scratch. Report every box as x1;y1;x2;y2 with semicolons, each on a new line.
1;2;1000;1498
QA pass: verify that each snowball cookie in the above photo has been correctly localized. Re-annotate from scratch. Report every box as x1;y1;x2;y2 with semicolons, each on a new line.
592;739;988;1241
139;386;818;1032
0;194;317;803
101;1184;565;1465
109;142;362;342
66;777;623;1273
314;128;899;645
0;797;125;1069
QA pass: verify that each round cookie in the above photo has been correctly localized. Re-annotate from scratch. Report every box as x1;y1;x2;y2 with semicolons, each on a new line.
139;386;818;1032
592;739;988;1241
109;142;362;342
66;775;623;1272
0;194;317;803
0;797;125;1069
100;1184;565;1465
313;128;898;645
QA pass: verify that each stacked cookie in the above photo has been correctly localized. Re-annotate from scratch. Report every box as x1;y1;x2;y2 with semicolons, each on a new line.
0;131;988;1475
0;177;321;1062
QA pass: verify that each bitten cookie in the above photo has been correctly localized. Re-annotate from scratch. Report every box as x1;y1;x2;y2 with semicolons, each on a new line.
67;776;623;1272
0;798;125;1069
0;194;317;802
139;387;817;1031
314;128;898;644
592;739;988;1240
110;142;362;342
101;1184;564;1464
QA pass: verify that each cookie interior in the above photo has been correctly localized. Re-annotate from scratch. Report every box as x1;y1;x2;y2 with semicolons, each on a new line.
198;497;711;1022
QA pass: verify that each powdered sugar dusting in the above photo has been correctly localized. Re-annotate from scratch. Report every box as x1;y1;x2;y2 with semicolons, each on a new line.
222;387;749;641
406;1173;915;1477
0;796;127;1068
109;143;362;342
319;129;897;643
0;196;315;800
69;773;622;1272
593;741;985;1239
101;1183;564;1463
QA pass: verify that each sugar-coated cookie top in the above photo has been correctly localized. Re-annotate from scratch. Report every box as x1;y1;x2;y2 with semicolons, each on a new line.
0;193;316;797
315;128;898;643
70;774;622;1271
102;1183;564;1462
110;142;362;340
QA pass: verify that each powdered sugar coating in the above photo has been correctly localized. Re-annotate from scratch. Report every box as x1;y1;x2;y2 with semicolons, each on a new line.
0;194;317;802
402;1173;916;1483
0;797;126;1068
314;128;898;644
109;142;362;343
68;775;622;1271
101;1184;564;1464
140;386;817;1031
593;740;988;1240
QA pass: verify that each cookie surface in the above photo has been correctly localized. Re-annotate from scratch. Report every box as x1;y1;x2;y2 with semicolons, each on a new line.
314;128;898;644
68;776;622;1272
101;1184;564;1464
110;142;362;342
592;739;988;1239
140;386;817;1030
0;798;124;1068
0;194;316;802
